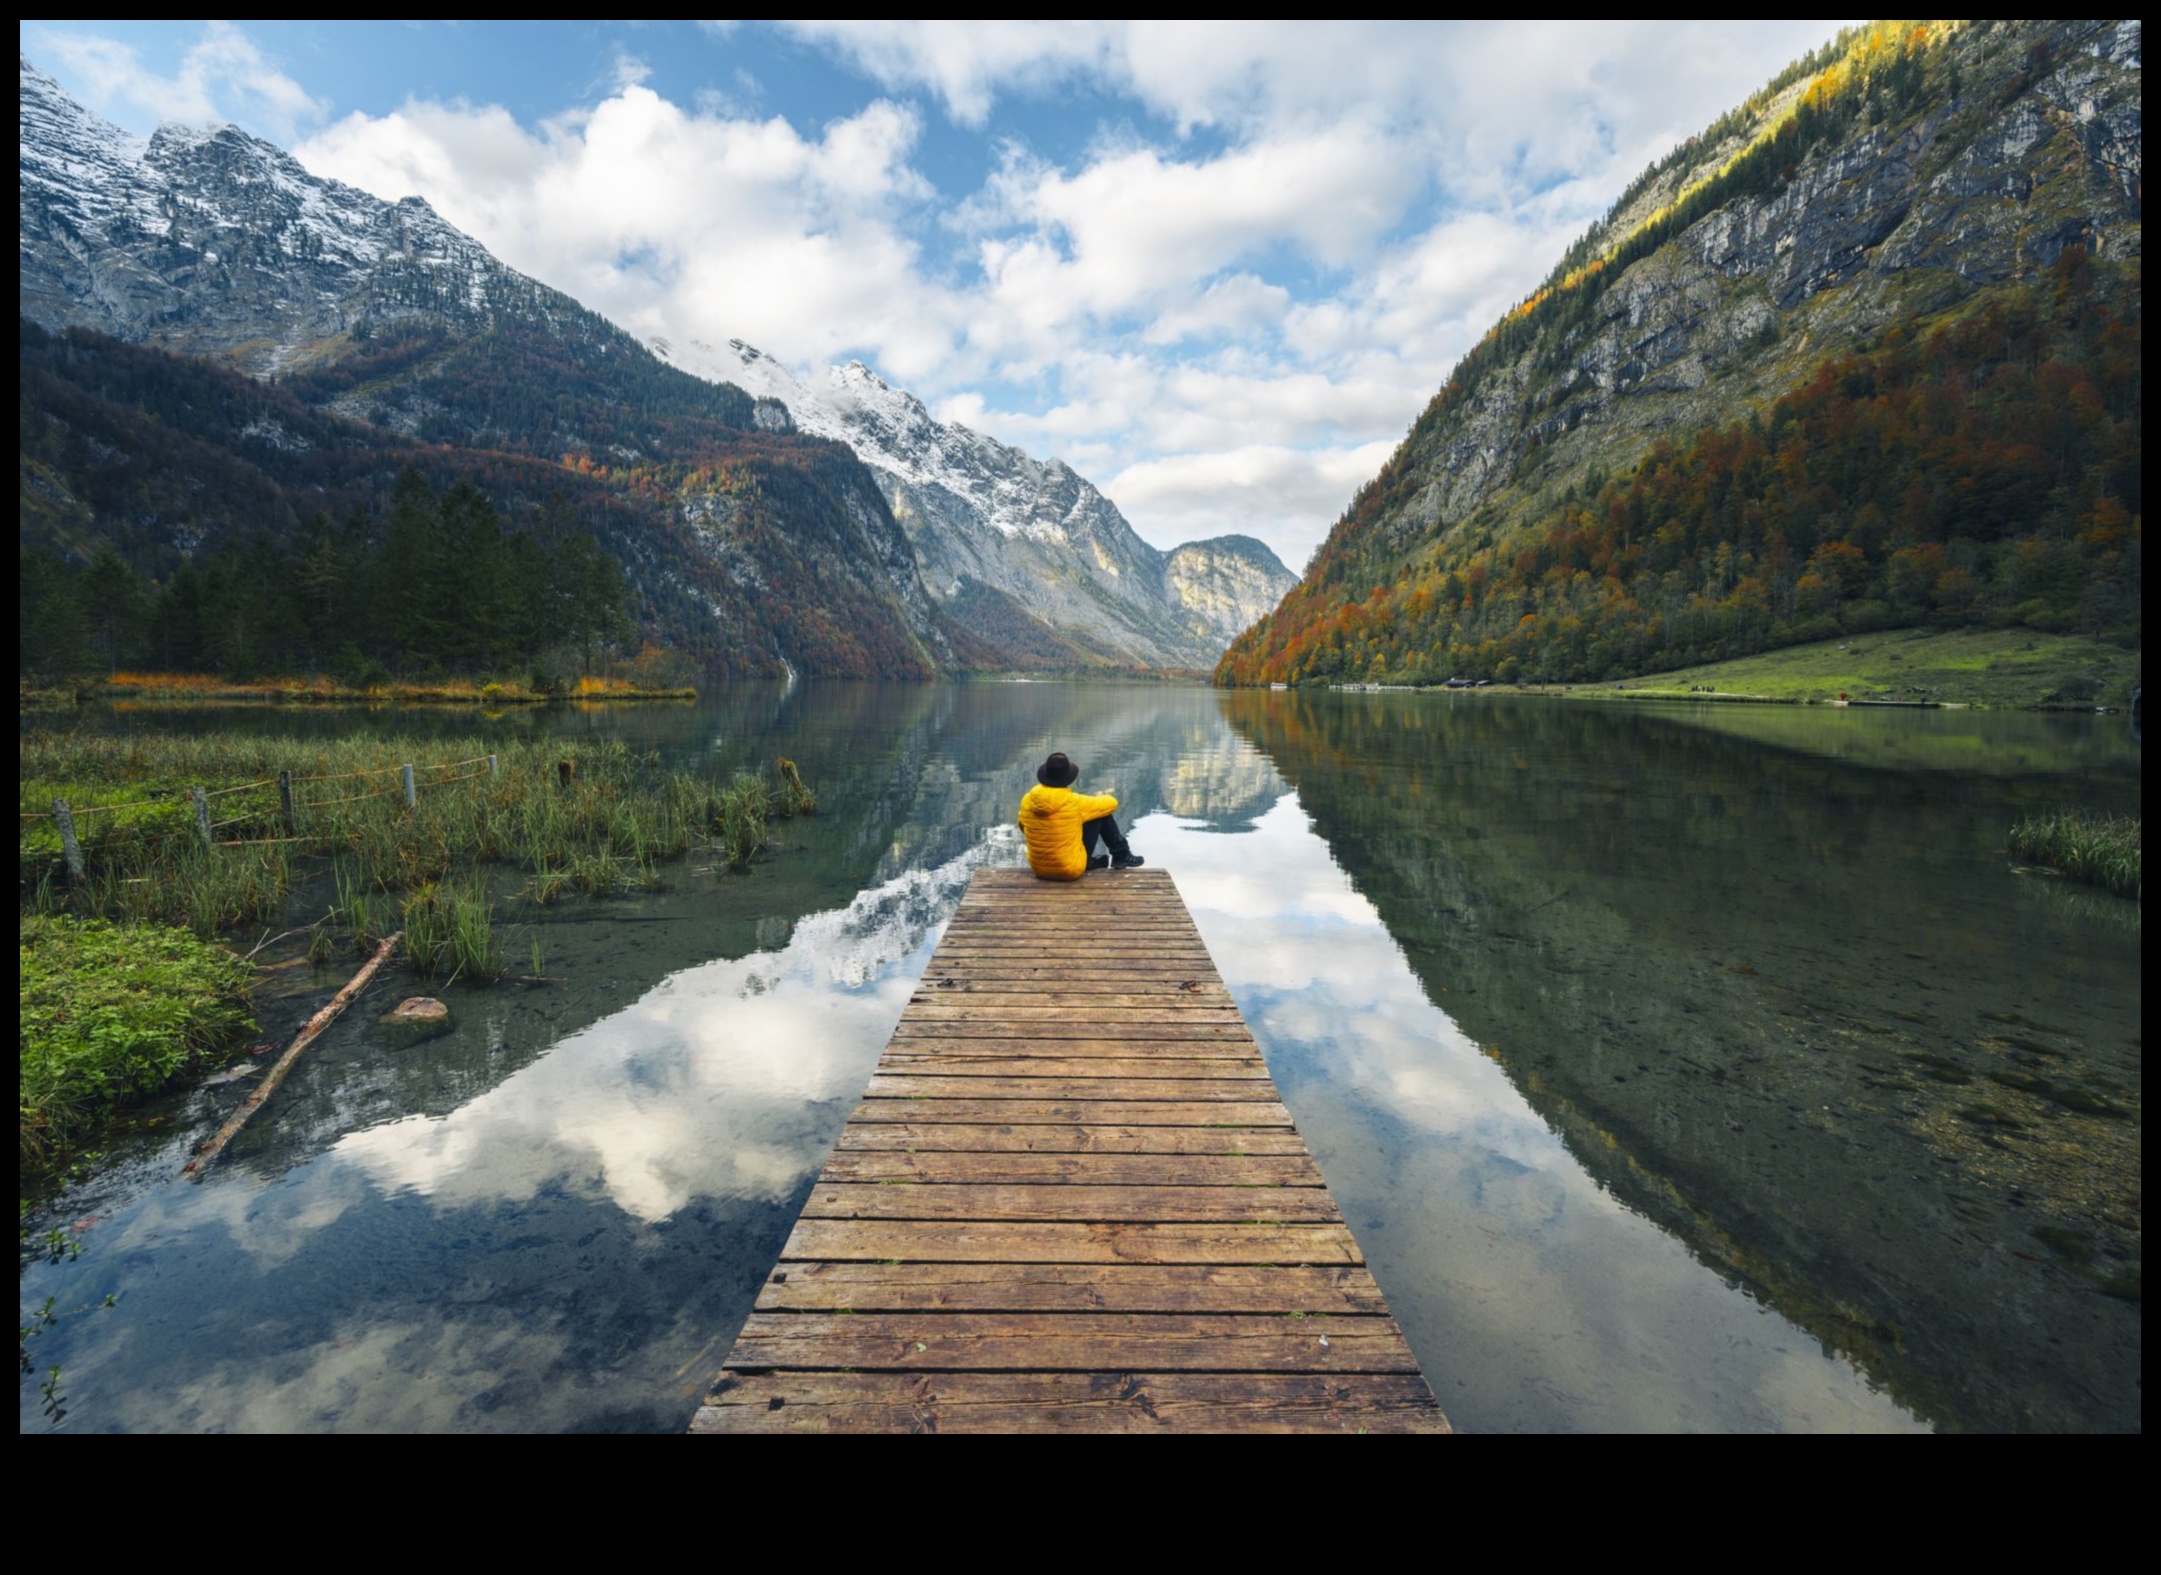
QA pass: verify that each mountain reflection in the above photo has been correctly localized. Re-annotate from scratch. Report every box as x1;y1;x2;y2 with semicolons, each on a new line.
1219;688;2141;1433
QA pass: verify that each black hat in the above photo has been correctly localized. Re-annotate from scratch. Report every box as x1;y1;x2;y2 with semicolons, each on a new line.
1037;751;1079;788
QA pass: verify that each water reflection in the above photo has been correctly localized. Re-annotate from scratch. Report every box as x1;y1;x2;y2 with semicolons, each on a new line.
1219;691;2141;1433
1151;799;1921;1432
20;685;2139;1432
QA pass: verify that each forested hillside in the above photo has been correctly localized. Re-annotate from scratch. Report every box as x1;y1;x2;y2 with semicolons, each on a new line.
1219;19;2143;687
19;324;945;679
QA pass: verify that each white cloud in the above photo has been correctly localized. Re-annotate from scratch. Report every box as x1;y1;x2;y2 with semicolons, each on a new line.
779;20;1122;127
297;86;963;382
37;20;328;141
56;18;1850;567
1106;441;1397;570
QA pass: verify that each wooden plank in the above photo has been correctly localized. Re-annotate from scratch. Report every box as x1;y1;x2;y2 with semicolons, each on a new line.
818;1151;1326;1186
777;1218;1361;1264
830;1123;1315;1155
908;989;1235;1005
915;976;1226;989
865;1075;1279;1102
693;1371;1450;1434
753;1260;1377;1313
877;1040;1263;1060
881;1019;1253;1032
722;1311;1418;1373
898;1006;1248;1023
799;1183;1343;1223
879;1057;1271;1079
846;1097;1293;1126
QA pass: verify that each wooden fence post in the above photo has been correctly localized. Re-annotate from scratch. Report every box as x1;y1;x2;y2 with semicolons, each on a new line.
191;786;212;849
53;800;85;883
278;769;296;834
401;764;417;808
488;754;499;779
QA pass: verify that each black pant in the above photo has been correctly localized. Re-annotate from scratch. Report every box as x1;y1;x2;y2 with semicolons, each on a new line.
1081;813;1132;861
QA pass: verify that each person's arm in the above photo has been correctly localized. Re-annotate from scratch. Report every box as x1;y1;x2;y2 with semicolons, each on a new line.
1071;789;1119;819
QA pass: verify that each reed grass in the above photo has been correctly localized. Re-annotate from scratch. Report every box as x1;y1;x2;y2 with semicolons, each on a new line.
21;732;817;931
2009;811;2141;899
402;881;502;982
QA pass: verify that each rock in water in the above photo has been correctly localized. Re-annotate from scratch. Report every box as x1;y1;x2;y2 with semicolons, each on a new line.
380;996;452;1046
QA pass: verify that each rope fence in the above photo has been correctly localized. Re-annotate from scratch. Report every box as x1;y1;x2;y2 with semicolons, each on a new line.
28;752;505;877
300;786;401;807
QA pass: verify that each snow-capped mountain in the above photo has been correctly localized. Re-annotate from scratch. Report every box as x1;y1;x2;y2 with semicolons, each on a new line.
657;337;1297;669
18;54;1291;671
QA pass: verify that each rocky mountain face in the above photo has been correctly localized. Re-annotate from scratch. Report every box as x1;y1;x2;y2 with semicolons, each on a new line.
19;58;983;677
21;55;1292;674
661;339;1297;670
1221;18;2143;686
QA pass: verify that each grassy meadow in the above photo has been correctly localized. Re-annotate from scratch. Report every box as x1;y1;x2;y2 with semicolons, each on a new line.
1596;627;2140;709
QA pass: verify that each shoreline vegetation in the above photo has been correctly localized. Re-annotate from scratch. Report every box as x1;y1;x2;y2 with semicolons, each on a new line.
2009;811;2142;900
22;670;696;710
19;726;815;1184
1309;627;2139;711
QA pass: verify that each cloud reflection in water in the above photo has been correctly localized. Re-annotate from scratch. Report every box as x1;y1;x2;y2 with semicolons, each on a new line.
1143;796;1924;1434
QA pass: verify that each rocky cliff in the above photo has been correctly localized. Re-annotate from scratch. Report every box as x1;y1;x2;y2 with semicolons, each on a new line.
1221;19;2142;686
667;339;1298;669
18;57;961;677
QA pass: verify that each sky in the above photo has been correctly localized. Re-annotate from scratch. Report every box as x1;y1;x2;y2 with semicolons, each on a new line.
21;19;1847;568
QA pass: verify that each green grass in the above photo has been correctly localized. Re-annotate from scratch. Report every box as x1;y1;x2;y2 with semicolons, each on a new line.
19;915;256;1173
20;731;817;932
1597;628;2140;709
2009;811;2141;900
401;880;502;983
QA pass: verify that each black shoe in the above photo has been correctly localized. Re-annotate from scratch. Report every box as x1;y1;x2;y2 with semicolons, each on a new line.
1111;853;1146;869
1086;854;1111;871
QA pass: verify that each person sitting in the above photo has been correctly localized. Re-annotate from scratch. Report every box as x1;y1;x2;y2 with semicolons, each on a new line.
1018;751;1145;879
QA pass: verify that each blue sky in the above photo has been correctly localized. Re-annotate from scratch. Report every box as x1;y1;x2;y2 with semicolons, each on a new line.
21;20;1845;566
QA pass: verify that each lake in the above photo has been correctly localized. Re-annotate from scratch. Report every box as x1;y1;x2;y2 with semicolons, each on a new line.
18;683;2141;1432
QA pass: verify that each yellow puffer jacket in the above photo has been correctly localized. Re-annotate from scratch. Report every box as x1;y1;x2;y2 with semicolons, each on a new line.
1018;784;1119;880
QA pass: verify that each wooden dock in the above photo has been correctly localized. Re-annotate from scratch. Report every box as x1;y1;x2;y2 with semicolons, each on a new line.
692;868;1449;1433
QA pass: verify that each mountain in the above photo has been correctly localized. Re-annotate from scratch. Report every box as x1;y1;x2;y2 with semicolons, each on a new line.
1220;19;2143;687
658;338;1297;669
17;56;1011;679
19;56;1290;676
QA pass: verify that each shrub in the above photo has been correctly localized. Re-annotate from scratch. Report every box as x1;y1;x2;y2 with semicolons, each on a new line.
19;916;254;1171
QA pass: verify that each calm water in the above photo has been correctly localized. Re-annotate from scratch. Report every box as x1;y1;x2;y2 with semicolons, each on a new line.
19;685;2141;1432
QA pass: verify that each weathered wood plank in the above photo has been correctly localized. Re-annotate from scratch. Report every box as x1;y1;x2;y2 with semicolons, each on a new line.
753;1260;1378;1313
777;1218;1361;1264
830;1123;1314;1155
873;1032;1262;1058
693;1371;1450;1434
898;1007;1248;1025
888;1022;1258;1041
846;1098;1294;1126
879;1057;1270;1080
819;1150;1326;1187
865;1075;1280;1102
723;1311;1417;1373
800;1182;1342;1223
908;989;1235;1006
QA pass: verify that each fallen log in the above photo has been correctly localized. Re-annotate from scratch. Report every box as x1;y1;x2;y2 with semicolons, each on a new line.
185;931;402;1180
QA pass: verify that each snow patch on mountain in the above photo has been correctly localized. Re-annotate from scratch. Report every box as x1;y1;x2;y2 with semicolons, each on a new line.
652;334;1299;665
